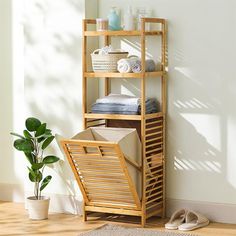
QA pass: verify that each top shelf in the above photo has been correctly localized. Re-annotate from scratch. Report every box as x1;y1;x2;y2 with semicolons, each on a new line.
84;30;163;37
83;18;166;37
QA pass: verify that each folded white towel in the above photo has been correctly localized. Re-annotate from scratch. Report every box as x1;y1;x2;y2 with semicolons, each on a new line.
96;94;141;105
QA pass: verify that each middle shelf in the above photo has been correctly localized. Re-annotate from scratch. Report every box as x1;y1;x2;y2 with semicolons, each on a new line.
84;71;166;78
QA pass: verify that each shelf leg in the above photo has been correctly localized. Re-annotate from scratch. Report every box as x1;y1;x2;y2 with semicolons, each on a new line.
83;203;87;222
141;214;146;228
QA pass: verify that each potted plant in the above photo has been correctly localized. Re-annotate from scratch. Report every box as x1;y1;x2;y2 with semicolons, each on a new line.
10;117;60;220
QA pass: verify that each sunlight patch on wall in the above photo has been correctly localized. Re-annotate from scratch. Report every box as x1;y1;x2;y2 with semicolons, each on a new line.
174;156;221;173
181;113;221;151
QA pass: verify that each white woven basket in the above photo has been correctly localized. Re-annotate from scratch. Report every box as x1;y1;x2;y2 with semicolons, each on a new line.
91;49;128;72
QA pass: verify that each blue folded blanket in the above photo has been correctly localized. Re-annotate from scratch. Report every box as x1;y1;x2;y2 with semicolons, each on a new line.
91;98;159;115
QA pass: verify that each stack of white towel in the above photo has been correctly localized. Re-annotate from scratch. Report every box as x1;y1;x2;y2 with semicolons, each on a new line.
117;57;156;73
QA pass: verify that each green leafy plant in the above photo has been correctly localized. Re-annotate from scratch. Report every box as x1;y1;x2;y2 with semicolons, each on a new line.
10;117;60;200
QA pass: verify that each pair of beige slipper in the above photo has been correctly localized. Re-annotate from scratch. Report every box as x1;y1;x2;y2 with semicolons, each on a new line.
165;209;209;231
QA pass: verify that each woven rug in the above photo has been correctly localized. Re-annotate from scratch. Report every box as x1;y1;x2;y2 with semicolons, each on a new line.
79;224;199;236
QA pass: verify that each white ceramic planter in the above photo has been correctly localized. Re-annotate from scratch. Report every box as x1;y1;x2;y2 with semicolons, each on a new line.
27;196;50;220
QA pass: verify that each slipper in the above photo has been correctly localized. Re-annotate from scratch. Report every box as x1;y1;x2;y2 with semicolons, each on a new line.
178;210;209;231
165;209;187;230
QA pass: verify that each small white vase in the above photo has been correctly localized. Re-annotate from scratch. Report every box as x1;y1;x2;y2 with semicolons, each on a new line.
27;196;50;220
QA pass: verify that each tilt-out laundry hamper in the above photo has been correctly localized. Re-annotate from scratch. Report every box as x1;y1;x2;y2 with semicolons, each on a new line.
60;126;163;227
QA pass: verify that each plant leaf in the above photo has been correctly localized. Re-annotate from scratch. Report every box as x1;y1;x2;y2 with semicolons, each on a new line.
29;172;36;182
23;130;32;139
42;136;54;150
25;117;41;132
37;136;46;143
24;152;34;164
35;123;46;137
10;132;25;139
43;155;60;164
40;175;52;191
32;163;44;170
45;129;52;135
14;139;34;153
28;167;37;182
28;167;42;182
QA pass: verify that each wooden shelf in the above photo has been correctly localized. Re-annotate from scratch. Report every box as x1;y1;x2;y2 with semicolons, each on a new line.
84;71;165;78
84;112;163;121
84;30;162;37
81;17;167;227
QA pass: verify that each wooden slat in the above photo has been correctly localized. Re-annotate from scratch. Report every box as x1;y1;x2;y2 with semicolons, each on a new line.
146;195;163;205
146;126;163;132
146;184;162;194
146;168;163;176
146;137;162;144
145;112;163;120
146;142;163;149
146;120;163;126
145;131;163;138
85;205;142;215
85;181;130;188
146;147;163;154
146;154;163;161
88;195;135;203
146;191;163;200
146;179;163;188
85;186;131;193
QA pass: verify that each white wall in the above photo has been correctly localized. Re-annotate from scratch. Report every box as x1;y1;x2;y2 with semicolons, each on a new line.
98;0;236;207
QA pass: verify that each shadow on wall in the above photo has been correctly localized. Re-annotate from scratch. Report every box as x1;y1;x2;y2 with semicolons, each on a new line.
167;64;235;203
23;0;85;212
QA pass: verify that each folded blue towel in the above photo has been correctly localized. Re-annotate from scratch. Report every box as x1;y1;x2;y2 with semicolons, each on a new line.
91;98;159;115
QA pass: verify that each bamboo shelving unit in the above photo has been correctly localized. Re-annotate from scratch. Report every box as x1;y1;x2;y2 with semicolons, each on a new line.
62;17;167;227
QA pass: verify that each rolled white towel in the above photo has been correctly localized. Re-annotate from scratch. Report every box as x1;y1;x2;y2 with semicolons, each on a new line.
132;59;142;73
132;59;156;73
117;58;132;73
117;57;139;73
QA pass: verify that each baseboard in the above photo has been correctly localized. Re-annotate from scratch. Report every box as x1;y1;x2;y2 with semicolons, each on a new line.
166;198;236;224
0;183;83;215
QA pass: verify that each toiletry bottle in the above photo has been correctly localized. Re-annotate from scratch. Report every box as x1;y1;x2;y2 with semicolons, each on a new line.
137;7;145;30
107;7;122;31
137;7;152;31
124;6;135;31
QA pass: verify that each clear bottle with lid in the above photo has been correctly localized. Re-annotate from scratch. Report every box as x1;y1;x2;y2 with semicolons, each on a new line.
137;7;152;31
123;6;135;31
